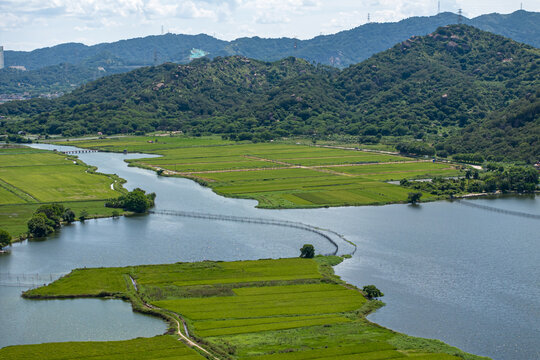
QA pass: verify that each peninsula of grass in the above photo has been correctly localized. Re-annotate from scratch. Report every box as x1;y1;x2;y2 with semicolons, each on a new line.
0;146;126;239
11;257;490;360
60;136;463;209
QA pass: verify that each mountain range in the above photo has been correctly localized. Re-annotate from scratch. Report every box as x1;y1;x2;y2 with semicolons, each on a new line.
1;25;538;162
1;11;539;96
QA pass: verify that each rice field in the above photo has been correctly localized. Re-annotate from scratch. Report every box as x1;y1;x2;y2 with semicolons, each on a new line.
0;147;124;237
20;257;486;360
0;335;205;360
58;136;462;208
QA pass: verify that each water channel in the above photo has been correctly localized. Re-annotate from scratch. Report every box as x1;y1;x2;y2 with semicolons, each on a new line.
1;143;538;360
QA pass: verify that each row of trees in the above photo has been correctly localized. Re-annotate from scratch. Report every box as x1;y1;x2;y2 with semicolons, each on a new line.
401;165;538;196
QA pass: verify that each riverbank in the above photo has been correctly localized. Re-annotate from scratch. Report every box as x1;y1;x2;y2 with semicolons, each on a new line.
55;136;463;209
8;256;489;360
0;146;130;241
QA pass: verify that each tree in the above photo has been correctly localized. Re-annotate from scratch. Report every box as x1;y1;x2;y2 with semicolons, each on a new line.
79;210;89;222
0;229;11;249
407;192;423;204
36;204;65;228
363;285;384;300
300;244;315;258
123;189;151;213
28;213;54;237
62;208;76;223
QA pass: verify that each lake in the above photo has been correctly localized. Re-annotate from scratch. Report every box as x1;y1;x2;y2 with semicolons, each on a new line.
0;143;538;360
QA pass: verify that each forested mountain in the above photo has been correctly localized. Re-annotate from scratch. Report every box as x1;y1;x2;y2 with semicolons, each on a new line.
1;25;538;162
1;11;539;96
6;11;539;70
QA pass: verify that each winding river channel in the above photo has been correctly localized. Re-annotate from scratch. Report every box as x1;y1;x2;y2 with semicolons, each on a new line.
1;144;539;360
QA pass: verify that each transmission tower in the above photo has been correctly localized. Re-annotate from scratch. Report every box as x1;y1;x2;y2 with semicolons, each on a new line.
438;1;441;14
458;8;463;24
367;13;371;23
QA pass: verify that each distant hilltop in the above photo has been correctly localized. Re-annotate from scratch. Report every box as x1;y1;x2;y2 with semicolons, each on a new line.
4;10;539;70
0;10;538;97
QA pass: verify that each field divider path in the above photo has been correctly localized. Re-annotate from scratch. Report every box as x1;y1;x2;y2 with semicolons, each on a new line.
129;275;220;360
0;178;39;203
149;209;357;256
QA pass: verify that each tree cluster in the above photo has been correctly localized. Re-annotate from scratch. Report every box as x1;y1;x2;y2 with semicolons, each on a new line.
0;229;11;249
105;188;156;213
27;204;76;238
401;164;538;195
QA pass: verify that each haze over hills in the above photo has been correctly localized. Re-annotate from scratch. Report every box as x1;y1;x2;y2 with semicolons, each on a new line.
1;25;538;162
1;11;539;96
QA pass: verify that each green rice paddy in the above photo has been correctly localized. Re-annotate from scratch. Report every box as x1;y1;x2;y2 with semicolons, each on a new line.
16;257;488;360
60;136;462;209
0;335;205;360
0;146;124;238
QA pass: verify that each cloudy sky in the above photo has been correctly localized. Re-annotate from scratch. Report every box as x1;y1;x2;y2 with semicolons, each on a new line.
0;0;535;51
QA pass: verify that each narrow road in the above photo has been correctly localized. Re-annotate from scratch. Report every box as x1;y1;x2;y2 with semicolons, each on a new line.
129;276;220;360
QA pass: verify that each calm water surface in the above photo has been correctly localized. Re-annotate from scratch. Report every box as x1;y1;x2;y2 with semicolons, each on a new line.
0;144;538;360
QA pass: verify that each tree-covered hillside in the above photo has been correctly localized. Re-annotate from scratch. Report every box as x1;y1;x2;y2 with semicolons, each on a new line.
2;11;538;97
1;25;538;162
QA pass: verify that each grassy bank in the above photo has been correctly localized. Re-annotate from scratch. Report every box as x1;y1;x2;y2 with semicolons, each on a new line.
13;257;490;360
0;146;126;239
59;136;463;208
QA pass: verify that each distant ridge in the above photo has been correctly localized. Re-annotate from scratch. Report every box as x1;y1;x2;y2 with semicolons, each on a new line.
4;10;540;70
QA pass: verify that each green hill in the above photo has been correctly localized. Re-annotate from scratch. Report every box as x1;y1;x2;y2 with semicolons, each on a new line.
1;11;539;97
1;25;538;162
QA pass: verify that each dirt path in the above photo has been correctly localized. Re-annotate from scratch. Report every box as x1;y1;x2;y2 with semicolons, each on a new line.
129;276;219;360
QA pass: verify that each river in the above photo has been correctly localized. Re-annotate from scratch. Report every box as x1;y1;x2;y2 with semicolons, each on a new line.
0;144;538;360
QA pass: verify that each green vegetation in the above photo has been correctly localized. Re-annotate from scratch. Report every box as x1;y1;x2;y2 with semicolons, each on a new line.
56;137;463;208
363;285;384;300
1;25;538;162
2;10;538;98
0;335;205;360
105;188;156;213
402;165;538;196
17;257;489;360
300;244;315;258
0;146;125;238
0;228;11;249
407;192;423;204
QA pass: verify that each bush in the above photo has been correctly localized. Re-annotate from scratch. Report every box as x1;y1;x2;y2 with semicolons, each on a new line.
0;229;11;249
363;285;384;300
300;244;315;258
28;213;54;237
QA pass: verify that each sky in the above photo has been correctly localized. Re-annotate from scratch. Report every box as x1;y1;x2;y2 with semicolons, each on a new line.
0;0;536;51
